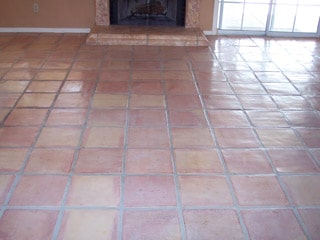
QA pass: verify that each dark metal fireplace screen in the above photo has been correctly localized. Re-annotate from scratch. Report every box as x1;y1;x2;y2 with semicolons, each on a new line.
110;0;186;26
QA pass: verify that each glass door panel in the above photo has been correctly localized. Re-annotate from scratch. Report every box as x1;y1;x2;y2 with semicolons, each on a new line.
294;5;320;33
220;2;244;30
218;0;320;37
243;3;269;31
269;4;296;32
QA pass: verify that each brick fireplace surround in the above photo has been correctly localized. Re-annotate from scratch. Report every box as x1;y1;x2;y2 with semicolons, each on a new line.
86;0;209;46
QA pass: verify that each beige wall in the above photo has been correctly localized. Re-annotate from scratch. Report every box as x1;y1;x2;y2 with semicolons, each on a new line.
200;0;215;31
0;0;215;31
0;0;95;28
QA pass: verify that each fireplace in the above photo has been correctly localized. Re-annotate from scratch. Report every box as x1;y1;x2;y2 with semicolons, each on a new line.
95;0;200;28
88;0;208;46
109;0;186;26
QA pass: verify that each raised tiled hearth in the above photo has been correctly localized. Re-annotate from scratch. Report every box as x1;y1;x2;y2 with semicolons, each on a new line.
86;26;209;46
86;0;209;46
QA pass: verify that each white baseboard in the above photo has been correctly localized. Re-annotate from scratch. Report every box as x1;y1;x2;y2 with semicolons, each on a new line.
0;28;91;33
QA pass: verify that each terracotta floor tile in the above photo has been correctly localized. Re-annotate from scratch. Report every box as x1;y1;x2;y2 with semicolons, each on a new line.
26;81;62;93
163;70;193;81
256;128;303;148
215;128;260;148
166;95;202;109
171;127;214;148
0;148;28;172
0;210;58;240
17;93;56;108
92;94;128;108
0;175;14;204
46;109;87;126
0;108;10;122
0;127;38;147
179;176;233;206
208;110;250;127
130;94;165;108
232;83;267;95
285;111;320;128
297;129;320;148
35;70;67;81
99;70;131;81
25;148;74;173
3;69;35;80
131;82;163;95
222;149;273;174
0;80;29;93
42;60;72;69
129;109;166;126
58;210;118;240
5;108;47;126
67;70;98;81
1;34;320;239
203;95;242;110
184;210;244;240
54;93;91;108
174;149;223;173
0;93;21;107
197;81;233;95
242;209;306;240
247;110;289;127
272;96;311;110
75;148;123;173
169;110;207;126
238;95;277;109
128;127;169;148
36;126;81;147
87;109;126;127
165;81;197;95
124;176;176;207
96;81;129;94
231;176;288;206
126;149;172;174
67;175;120;206
72;60;101;69
123;210;180;240
9;175;68;206
83;127;124;148
298;209;320;240
103;60;131;70
132;70;162;81
268;149;319;173
61;80;96;93
281;175;320;205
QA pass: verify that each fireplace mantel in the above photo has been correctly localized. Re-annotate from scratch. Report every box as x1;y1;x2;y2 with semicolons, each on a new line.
95;0;200;28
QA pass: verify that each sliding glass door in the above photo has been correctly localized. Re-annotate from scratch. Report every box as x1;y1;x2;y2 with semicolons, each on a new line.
218;0;320;37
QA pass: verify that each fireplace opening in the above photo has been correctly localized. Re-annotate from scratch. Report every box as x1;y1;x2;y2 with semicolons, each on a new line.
110;0;186;26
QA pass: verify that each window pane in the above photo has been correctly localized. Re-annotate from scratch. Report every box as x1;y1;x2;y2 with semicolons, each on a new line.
294;6;320;33
220;3;244;30
270;5;296;32
243;4;269;30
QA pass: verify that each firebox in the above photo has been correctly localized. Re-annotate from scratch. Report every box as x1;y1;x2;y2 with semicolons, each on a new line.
110;0;186;26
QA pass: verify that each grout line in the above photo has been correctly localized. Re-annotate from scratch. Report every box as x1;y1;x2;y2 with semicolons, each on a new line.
0;34;65;218
194;43;252;239
51;38;104;240
117;45;134;240
161;46;187;240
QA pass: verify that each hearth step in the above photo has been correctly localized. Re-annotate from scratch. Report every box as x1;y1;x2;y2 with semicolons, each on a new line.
86;26;209;46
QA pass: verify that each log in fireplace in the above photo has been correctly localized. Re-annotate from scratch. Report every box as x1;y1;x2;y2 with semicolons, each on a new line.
110;0;186;26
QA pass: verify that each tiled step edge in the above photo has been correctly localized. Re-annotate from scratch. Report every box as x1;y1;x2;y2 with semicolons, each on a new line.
86;28;209;46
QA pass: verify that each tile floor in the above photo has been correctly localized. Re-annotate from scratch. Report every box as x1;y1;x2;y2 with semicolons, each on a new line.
0;33;320;239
